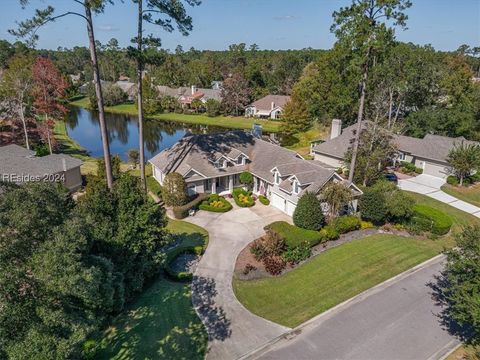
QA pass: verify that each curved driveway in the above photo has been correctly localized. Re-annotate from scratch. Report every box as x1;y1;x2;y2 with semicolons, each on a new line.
185;204;292;360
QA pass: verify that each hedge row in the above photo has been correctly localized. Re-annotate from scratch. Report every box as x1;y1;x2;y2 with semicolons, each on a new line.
411;204;453;235
172;193;209;219
330;215;361;234
199;194;232;212
164;245;203;282
232;188;255;207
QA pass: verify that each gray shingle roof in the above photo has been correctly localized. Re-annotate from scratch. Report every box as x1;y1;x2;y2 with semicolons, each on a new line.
0;144;83;179
249;95;291;111
149;131;337;193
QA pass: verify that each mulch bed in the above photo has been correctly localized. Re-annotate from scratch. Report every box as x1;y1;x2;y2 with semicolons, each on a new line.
234;228;411;281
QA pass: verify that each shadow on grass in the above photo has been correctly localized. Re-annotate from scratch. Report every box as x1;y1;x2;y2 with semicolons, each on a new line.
192;276;232;342
427;273;473;343
95;280;208;360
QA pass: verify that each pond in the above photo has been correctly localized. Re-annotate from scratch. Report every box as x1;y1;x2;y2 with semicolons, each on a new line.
66;107;227;161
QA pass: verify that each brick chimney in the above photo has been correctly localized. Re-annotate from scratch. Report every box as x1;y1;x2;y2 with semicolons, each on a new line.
330;119;342;139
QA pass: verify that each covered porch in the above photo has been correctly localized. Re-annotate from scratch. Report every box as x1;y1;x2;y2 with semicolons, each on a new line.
205;173;242;195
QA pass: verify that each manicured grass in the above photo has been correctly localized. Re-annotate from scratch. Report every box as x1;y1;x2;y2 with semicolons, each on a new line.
441;183;480;207
446;345;479;360
234;192;480;328
96;219;208;359
70;97;282;133
285;123;329;157
233;234;449;327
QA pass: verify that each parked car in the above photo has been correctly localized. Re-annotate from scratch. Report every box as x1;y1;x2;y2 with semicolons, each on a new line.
384;172;398;184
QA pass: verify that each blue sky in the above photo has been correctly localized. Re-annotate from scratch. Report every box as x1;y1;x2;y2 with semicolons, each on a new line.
1;0;479;51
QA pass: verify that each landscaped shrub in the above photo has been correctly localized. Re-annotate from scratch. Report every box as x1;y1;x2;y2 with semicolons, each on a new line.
330;215;361;234
359;186;388;224
172;193;209;219
400;161;416;173
360;220;375;229
319;225;340;241
293;192;325;230
199;194;232;212
232;188;255;207
282;241;311;265
262;255;286;275
259;195;270;205
164;245;204;282
411;204;453;235
239;171;253;189
265;221;323;248
414;167;423;174
469;172;480;183
162;172;188;207
250;230;285;261
447;175;459;186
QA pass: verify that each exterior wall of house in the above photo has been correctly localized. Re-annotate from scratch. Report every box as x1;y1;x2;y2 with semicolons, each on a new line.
152;165;165;185
313;153;343;168
270;108;282;119
245;106;256;117
186;180;205;195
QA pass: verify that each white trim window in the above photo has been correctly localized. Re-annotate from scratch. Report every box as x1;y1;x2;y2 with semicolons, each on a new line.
397;152;406;161
275;171;281;185
293;180;299;194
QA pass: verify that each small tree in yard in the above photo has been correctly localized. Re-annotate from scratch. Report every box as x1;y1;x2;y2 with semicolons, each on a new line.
437;226;480;346
127;149;140;168
293;192;325;231
239;171;253;190
205;98;221;117
162;172;188;207
447;142;480;186
321;182;353;221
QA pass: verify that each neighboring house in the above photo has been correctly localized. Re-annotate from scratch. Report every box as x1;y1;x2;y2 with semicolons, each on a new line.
0;144;83;191
69;73;81;84
114;80;137;101
156;84;222;107
311;119;480;179
245;95;291;120
149;128;361;216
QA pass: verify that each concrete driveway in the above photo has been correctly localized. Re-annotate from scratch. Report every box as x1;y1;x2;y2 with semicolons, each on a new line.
185;203;292;360
399;174;480;218
247;256;460;360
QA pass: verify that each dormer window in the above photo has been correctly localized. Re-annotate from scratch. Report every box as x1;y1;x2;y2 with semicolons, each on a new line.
275;171;280;185
215;159;226;169
237;156;244;165
293;180;299;194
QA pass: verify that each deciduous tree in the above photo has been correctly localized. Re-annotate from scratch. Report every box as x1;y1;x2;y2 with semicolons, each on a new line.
447;142;480;186
221;72;251;116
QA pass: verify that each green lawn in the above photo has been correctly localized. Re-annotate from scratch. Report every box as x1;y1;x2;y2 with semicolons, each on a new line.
70;97;282;133
441;183;480;207
95;219;209;359
233;192;480;328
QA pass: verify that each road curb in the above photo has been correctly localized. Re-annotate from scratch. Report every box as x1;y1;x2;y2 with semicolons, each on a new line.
239;253;446;360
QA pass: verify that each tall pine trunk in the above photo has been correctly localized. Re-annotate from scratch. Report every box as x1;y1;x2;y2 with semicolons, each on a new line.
85;3;113;189
136;0;147;191
348;47;371;184
19;100;30;150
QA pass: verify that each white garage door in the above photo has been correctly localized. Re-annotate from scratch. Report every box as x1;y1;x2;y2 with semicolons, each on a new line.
423;162;449;179
271;193;286;213
286;201;296;216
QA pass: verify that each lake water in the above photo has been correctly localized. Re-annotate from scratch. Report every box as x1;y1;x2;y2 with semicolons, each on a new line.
66;107;227;161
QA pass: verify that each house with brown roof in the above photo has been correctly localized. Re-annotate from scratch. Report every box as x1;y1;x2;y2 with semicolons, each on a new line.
311;119;480;179
0;144;83;191
149;127;361;216
245;95;291;120
156;84;222;107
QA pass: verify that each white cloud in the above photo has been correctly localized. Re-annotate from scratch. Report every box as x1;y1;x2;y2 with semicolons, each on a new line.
97;24;119;32
272;15;300;21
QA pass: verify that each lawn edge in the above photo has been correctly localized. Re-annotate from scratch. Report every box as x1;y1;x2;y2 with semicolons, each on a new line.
239;254;445;360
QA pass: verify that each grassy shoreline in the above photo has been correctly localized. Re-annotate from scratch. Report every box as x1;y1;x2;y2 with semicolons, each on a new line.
70;97;282;133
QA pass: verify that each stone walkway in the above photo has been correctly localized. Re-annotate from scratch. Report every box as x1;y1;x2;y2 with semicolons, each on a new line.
399;174;480;218
184;204;292;360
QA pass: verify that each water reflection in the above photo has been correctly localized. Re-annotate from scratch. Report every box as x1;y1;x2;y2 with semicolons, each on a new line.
65;107;225;161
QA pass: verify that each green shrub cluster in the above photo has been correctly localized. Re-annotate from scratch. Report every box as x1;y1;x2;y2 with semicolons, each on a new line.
282;242;312;264
400;161;423;175
265;221;324;248
164;245;203;282
250;230;285;261
293;192;325;230
259;195;270;205
232;188;255;207
319;225;340;241
448;172;480;187
447;175;459;186
199;194;232;212
410;204;453;235
330;215;361;234
172;193;209;219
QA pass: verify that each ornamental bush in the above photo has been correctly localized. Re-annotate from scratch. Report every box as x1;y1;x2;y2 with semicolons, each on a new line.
172;193;209;219
199;194;232;212
239;171;253;188
446;175;459;186
162;173;188;207
282;241;311;265
293;192;325;230
411;204;453;235
319;225;340;241
250;230;285;261
232;188;255;207
330;215;361;234
265;221;323;248
259;195;270;205
262;255;286;275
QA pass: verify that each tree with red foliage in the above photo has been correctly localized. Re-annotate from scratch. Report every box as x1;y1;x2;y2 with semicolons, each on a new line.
32;57;68;154
221;72;251;116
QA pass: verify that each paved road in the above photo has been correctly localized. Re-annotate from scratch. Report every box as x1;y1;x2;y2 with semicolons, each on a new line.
247;256;459;360
399;174;480;218
185;204;293;360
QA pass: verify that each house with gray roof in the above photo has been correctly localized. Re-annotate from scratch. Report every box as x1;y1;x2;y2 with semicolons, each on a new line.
149;128;361;216
0;144;83;191
245;95;291;120
311;119;480;179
